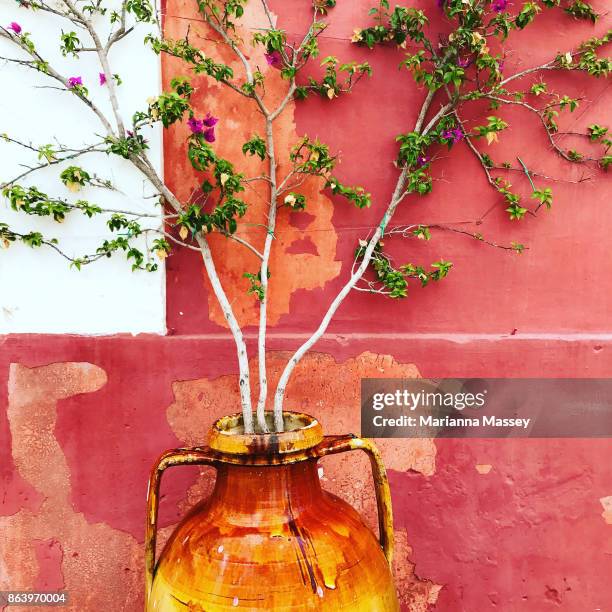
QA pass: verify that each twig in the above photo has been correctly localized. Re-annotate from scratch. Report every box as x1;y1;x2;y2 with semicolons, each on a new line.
60;0;126;135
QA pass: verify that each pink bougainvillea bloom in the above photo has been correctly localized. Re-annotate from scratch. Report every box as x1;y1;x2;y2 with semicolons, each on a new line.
442;127;464;143
99;72;107;85
457;56;471;68
417;155;429;167
492;0;508;12
187;117;204;134
67;76;83;88
203;127;216;143
8;22;22;34
203;112;218;127
264;50;282;68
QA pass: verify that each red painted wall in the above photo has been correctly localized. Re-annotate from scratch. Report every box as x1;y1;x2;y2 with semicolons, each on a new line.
2;1;612;610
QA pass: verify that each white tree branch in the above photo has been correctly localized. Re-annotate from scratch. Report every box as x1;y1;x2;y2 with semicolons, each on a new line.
272;89;443;425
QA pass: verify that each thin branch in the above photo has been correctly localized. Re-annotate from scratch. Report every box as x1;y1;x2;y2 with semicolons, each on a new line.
1;231;106;265
484;95;582;162
202;10;270;116
28;0;86;24
269;81;297;121
243;175;272;184
491;164;592;183
0;143;106;189
388;223;525;251
0;28;115;135
60;0;126;135
223;232;264;260
499;62;557;87
498;48;585;88
459;118;498;189
143;228;202;252
106;3;132;52
260;0;276;29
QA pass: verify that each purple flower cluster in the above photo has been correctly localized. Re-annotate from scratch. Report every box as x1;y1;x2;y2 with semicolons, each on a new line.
417;155;429;167
188;112;219;143
99;72;107;86
67;76;83;88
492;0;509;12
457;56;472;68
264;51;282;68
8;21;22;34
441;127;464;143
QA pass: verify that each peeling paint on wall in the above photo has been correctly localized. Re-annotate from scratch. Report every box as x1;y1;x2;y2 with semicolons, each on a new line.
1;363;144;612
600;496;612;525
163;0;341;328
2;338;612;611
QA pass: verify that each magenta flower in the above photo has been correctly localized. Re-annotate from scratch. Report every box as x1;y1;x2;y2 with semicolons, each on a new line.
498;60;505;73
203;112;218;127
99;72;107;86
8;22;22;34
188;114;218;142
188;117;204;134
442;127;464;144
264;51;282;68
492;0;509;12
417;155;429;167
457;56;471;68
67;76;83;88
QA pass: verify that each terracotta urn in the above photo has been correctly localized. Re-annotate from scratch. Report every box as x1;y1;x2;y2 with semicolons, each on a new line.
145;412;399;610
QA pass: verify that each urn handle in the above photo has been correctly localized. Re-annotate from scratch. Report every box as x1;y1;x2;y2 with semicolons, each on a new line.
145;447;220;608
314;435;395;566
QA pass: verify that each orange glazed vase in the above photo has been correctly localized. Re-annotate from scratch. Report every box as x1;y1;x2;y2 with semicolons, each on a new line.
145;412;399;611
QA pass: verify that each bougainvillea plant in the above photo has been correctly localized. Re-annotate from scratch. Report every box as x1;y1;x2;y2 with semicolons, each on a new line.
0;0;610;433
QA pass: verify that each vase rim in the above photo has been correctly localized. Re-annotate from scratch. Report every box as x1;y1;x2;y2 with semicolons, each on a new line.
208;411;324;459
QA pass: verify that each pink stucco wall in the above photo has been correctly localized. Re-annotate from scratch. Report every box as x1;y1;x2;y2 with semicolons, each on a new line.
2;0;611;610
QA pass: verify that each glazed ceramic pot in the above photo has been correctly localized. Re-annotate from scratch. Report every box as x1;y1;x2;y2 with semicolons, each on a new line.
145;412;399;611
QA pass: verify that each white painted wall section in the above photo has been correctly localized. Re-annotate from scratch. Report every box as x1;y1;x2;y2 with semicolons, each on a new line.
0;1;166;334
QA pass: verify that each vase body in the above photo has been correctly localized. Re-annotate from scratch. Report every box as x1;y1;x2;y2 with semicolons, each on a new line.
146;413;399;611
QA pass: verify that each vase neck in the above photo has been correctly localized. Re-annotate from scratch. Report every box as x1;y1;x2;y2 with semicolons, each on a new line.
209;460;323;519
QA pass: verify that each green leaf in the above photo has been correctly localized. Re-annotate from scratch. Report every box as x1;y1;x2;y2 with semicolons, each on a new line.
242;135;267;160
